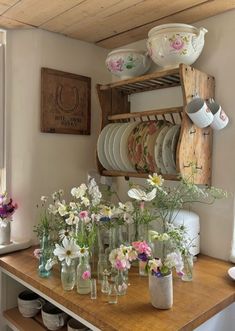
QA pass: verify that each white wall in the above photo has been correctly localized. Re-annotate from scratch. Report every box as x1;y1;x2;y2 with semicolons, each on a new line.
115;10;235;261
5;29;109;242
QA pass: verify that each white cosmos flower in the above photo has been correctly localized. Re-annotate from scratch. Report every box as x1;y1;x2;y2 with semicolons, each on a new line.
65;212;79;225
147;173;164;187
59;229;74;240
58;203;68;216
54;237;80;266
78;246;89;257
128;188;156;201
71;184;87;199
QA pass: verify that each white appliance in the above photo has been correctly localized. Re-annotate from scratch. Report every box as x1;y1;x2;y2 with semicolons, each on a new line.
170;209;200;256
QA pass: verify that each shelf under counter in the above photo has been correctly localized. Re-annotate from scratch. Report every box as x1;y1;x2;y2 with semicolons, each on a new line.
0;247;235;331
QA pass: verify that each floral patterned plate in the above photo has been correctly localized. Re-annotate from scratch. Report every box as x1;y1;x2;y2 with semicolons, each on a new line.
120;122;139;172
97;124;114;170
162;125;181;174
154;122;172;174
129;122;148;172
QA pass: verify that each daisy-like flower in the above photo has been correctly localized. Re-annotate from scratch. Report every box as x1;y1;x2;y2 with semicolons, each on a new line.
100;205;113;218
59;229;74;241
78;246;89;257
147;173;164;188
128;188;156;201
54;237;79;266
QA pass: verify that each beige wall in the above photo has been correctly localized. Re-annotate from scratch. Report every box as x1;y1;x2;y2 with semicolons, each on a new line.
115;10;235;261
5;29;109;242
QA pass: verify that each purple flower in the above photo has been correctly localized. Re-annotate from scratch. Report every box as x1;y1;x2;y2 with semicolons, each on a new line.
138;253;148;262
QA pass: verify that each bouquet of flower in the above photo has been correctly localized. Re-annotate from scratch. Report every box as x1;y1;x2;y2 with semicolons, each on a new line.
0;192;17;227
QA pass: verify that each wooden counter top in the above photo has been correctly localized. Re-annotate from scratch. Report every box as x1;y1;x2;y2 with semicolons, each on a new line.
0;248;235;331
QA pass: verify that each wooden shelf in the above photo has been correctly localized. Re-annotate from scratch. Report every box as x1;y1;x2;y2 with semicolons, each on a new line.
99;67;181;94
102;170;178;181
96;64;215;185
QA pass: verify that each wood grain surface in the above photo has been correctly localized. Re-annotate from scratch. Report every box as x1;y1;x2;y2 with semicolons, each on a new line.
0;247;235;331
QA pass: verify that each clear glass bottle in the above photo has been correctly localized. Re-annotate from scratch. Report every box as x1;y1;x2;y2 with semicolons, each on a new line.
115;270;127;296
105;225;118;272
61;260;76;291
108;282;118;304
181;253;194;282
77;255;91;294
97;253;108;284
101;269;110;294
139;260;148;276
38;232;51;278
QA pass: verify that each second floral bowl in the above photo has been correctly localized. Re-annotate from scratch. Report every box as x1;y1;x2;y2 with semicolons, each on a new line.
146;23;208;68
105;49;151;80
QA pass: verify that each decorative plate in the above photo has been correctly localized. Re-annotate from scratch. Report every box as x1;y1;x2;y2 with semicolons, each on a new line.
228;267;235;280
108;124;122;170
113;123;129;171
144;120;165;173
127;122;146;171
120;122;139;172
154;122;172;174
97;124;114;170
170;125;181;168
162;125;180;174
104;123;121;170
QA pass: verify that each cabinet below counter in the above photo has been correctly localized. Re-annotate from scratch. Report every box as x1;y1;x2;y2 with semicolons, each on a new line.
0;247;235;331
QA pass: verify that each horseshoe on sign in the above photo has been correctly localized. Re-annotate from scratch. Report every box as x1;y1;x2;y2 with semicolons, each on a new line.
56;85;79;113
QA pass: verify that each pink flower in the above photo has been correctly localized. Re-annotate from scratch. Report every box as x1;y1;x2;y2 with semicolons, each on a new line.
79;210;88;219
132;241;152;256
82;270;91;280
107;58;124;72
140;201;145;212
33;248;42;259
170;38;184;50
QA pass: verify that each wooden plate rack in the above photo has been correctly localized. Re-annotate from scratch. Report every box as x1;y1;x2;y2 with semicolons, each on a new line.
96;64;215;185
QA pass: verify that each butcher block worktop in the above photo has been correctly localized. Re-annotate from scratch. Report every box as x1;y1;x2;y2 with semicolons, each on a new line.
0;247;235;331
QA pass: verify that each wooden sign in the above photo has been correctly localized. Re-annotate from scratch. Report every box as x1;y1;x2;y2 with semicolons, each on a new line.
41;68;91;135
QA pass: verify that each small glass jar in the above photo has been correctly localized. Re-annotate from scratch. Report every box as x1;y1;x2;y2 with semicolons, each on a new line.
61;260;76;291
139;260;148;276
181;253;194;282
97;253;108;284
108;282;118;304
101;269;110;294
115;270;127;296
77;255;91;294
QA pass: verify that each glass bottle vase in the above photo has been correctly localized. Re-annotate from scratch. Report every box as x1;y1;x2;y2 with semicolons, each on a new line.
97;253;108;284
181;253;194;282
77;255;91;294
61;260;76;291
115;270;127;296
38;233;52;278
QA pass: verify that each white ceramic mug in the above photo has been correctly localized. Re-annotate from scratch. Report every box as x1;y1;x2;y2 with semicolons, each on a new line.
42;302;67;330
186;97;214;128
67;318;87;331
207;99;229;130
18;290;44;318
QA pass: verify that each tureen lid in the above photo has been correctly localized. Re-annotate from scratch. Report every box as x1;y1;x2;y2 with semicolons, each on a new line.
148;23;199;38
107;48;146;56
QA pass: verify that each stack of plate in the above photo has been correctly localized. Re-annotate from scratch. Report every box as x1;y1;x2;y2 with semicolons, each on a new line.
97;121;181;175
